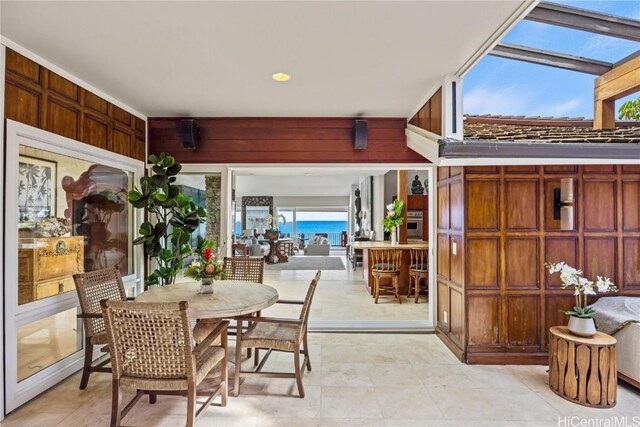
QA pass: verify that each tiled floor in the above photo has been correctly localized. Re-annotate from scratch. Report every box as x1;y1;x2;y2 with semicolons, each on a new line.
2;333;639;427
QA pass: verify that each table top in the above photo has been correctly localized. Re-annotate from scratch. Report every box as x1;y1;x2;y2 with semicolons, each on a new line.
550;326;616;346
350;241;429;250
135;280;279;319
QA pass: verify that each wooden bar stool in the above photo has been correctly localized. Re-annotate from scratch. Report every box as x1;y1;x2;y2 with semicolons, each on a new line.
370;248;403;304
408;248;429;303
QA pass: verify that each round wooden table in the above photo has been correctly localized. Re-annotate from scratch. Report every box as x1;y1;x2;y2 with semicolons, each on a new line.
136;280;279;342
549;326;617;408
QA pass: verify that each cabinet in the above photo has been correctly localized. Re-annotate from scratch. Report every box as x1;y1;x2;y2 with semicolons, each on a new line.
18;236;84;304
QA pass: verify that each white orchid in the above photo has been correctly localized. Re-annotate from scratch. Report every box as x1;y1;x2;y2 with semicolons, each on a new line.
191;261;201;268
545;262;617;319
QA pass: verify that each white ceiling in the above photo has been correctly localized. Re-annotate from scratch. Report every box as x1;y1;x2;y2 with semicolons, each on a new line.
235;174;368;198
1;1;526;117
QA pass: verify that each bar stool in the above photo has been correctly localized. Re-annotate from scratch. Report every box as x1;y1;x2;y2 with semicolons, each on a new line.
408;248;429;303
370;248;403;304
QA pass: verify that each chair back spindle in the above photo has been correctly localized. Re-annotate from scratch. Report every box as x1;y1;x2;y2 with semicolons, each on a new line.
223;257;264;283
370;249;403;272
409;248;429;271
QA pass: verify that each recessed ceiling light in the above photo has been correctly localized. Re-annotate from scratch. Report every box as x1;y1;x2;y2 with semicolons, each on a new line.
272;72;291;82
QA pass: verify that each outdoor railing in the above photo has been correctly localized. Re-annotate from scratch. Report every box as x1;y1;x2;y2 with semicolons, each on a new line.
298;231;343;247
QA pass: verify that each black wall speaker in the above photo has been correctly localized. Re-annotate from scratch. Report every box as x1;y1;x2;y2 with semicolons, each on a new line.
180;119;199;149
354;119;368;150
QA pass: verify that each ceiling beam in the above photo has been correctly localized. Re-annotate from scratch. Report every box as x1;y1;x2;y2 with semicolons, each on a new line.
489;43;613;75
526;2;640;42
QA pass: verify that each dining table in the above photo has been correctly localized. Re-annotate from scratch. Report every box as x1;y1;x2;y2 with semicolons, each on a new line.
135;280;279;341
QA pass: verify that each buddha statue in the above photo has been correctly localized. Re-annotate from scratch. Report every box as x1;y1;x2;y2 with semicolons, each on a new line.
411;175;425;195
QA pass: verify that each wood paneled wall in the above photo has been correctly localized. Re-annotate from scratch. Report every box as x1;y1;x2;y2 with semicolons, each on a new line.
148;118;426;164
4;48;146;160
458;164;640;364
409;87;442;136
436;166;466;360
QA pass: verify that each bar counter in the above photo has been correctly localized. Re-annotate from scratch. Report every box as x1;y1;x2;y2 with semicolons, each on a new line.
351;241;429;296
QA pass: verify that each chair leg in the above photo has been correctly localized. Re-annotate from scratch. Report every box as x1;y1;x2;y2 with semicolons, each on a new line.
395;276;401;304
234;339;242;397
79;339;93;390
221;353;228;407
303;333;312;371
294;345;305;398
407;275;412;298
415;277;421;303
374;276;380;304
149;393;157;404
186;384;196;427
254;348;259;366
110;379;121;427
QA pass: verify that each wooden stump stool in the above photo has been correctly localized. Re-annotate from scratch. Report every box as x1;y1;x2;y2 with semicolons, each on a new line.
549;326;617;408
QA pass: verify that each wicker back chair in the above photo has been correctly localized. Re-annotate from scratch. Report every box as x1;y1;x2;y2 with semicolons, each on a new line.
234;271;321;398
223;257;264;283
101;300;228;427
73;267;128;389
370;248;403;304
408;248;429;303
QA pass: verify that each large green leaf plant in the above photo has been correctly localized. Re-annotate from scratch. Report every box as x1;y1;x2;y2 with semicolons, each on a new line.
128;153;206;287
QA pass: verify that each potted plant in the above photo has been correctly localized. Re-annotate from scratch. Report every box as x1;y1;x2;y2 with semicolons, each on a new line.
184;237;226;294
263;214;281;240
546;262;617;337
128;153;206;287
382;199;404;244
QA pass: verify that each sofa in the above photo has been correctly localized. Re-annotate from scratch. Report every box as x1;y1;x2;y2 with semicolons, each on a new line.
616;322;640;388
303;235;330;256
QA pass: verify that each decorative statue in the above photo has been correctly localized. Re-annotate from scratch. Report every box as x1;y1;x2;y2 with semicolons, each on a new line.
411;175;425;195
354;188;362;234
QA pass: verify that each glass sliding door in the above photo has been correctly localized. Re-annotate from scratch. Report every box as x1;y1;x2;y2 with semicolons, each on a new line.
4;121;144;413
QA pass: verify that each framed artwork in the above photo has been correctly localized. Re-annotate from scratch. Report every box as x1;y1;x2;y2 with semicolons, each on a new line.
18;156;57;227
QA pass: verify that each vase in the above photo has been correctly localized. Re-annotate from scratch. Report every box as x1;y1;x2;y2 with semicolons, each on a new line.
390;228;398;245
567;316;596;337
198;278;214;294
265;230;278;241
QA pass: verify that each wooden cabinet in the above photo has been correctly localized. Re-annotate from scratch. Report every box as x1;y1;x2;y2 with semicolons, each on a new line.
18;236;84;304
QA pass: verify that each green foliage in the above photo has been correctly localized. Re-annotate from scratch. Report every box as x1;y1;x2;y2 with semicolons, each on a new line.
564;306;597;319
184;236;226;281
619;97;640;121
128;152;206;287
382;199;404;232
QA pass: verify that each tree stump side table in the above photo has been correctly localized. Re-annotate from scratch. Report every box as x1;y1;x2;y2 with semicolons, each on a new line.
549;326;617;408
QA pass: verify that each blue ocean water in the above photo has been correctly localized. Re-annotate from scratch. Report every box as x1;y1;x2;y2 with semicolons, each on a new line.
237;220;347;237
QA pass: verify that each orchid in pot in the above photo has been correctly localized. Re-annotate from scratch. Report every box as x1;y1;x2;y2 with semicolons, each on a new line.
545;262;617;337
185;237;226;294
382;199;404;245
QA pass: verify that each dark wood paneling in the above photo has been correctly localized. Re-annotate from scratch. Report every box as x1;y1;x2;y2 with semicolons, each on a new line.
466;166;499;174
506;296;540;347
437;233;450;280
148;118;423;164
544;165;578;174
467;296;500;347
466;180;499;231
410;87;442;136
544;237;578;288
84;91;108;115
6;49;40;83
505;238;539;289
450;179;463;231
5;81;40;127
82;114;109;149
46;98;79;140
506;165;538;174
622;165;640;174
466;238;499;289
584;237;617;284
48;71;79;102
437;281;449;330
583;180;616;231
450;235;464;285
5;48;146;161
623;238;640;289
505;180;539;231
622;180;640;231
438;183;449;230
450;288;464;345
583;165;615;174
546;295;576;330
111;128;132;157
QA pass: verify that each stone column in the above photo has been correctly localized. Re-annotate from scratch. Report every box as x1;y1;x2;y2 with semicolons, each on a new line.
205;175;222;249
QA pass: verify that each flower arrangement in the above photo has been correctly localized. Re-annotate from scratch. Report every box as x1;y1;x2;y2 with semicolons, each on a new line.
546;262;617;318
184;238;226;282
263;214;286;233
382;199;404;232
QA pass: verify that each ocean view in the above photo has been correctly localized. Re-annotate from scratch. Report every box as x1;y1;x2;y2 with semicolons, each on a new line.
236;220;347;237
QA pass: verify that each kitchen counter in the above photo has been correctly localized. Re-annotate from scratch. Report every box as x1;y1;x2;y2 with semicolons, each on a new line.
351;241;428;250
352;240;429;298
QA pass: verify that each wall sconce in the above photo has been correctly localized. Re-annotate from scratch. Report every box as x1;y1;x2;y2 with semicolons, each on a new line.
553;178;574;230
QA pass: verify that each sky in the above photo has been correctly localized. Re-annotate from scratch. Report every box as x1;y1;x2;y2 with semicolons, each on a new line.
463;0;640;119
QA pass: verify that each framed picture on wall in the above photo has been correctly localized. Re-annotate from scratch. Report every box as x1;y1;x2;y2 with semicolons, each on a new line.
18;156;57;228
